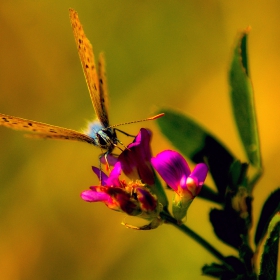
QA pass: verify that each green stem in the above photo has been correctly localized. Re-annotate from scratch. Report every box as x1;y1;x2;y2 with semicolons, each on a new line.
161;211;232;268
249;167;263;190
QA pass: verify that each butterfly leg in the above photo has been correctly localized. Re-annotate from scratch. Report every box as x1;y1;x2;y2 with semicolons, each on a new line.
98;149;111;184
104;152;111;171
99;151;111;172
98;153;104;185
115;139;131;152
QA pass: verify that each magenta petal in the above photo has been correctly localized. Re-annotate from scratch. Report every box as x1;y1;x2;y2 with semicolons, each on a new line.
127;128;152;153
189;163;208;186
92;166;108;185
81;190;110;202
100;154;118;166
179;175;188;189
106;162;122;187
119;128;154;185
151;150;191;190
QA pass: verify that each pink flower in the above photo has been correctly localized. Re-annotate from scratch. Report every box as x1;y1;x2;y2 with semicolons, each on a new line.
81;162;159;218
151;150;208;220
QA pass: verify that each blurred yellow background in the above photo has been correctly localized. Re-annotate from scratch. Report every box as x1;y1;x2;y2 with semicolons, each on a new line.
0;1;279;279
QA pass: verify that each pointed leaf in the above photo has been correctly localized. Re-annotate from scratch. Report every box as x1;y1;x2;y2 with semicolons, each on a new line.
259;217;280;280
210;208;247;249
202;263;225;278
229;28;262;168
239;241;254;274
202;256;247;279
156;109;235;197
255;188;280;246
228;160;249;191
210;185;253;249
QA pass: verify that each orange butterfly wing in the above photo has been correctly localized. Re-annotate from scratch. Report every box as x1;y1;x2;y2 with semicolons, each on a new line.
69;8;110;128
0;113;95;144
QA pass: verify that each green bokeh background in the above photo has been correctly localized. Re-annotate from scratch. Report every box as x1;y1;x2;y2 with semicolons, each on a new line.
0;1;279;279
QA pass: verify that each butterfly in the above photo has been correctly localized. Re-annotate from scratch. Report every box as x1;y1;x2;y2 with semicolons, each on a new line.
0;8;163;158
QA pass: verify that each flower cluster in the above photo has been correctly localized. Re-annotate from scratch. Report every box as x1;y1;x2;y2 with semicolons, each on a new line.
81;128;208;229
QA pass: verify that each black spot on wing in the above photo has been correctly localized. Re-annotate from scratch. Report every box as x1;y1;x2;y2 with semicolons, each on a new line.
2;117;9;122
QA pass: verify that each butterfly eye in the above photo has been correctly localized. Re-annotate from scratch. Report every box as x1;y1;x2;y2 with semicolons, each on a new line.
97;134;108;146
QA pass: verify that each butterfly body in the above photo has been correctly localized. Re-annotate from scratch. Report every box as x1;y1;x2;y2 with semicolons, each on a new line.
85;120;117;152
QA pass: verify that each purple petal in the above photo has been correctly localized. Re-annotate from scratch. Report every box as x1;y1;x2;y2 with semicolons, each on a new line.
189;163;208;186
127;128;152;152
80;189;111;202
119;128;154;185
151;150;191;191
92;166;108;185
100;154;118;166
106;162;122;187
179;175;188;189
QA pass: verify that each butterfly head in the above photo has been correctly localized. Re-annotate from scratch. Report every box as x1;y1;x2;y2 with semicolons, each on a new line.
85;120;117;152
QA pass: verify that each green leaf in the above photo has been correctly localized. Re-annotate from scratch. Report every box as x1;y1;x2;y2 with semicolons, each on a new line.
156;109;234;198
202;256;249;279
255;188;280;246
238;241;255;275
210;207;247;249
202;263;226;278
229;27;262;168
228;160;249;191
259;217;280;280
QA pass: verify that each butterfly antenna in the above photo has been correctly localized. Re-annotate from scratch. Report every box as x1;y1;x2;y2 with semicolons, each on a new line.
107;113;165;129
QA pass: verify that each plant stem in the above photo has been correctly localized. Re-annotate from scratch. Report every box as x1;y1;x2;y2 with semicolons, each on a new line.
161;211;232;268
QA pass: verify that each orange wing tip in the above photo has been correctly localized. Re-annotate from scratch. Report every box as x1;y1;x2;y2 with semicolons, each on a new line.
147;113;165;120
69;8;76;14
